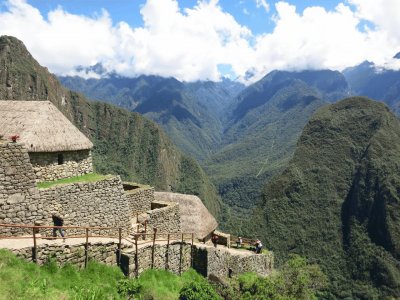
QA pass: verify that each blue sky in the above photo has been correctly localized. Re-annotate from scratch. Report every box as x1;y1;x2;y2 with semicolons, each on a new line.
26;0;343;34
0;0;399;83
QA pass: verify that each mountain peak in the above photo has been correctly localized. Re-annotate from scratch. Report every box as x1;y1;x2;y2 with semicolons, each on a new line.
0;35;33;59
394;52;400;59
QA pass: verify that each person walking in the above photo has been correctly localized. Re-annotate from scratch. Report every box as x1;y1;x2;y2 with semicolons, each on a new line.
255;239;263;254
52;212;65;241
212;234;219;248
236;236;243;248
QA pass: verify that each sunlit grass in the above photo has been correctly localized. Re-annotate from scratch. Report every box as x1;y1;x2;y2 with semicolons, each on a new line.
37;173;111;189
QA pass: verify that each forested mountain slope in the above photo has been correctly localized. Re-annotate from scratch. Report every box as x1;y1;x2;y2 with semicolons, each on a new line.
0;35;221;216
262;97;400;298
60;74;244;161
204;71;340;213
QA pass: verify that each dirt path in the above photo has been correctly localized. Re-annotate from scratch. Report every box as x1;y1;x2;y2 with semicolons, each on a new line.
0;236;257;257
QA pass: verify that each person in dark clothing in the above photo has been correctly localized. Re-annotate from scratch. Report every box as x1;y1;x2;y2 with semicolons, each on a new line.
52;213;65;240
255;239;263;254
212;234;218;248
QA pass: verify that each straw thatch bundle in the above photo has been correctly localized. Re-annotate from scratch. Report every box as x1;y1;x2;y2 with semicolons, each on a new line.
0;100;93;152
154;192;218;240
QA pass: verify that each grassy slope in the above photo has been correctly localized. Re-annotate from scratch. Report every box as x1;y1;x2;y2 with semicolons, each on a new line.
261;97;400;298
0;249;210;300
0;35;221;216
0;249;125;299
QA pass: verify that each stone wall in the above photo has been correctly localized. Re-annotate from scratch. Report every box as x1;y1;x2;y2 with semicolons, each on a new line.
0;142;41;235
193;246;274;278
0;142;37;197
29;150;93;182
214;230;231;247
38;176;131;234
146;201;181;234
124;183;154;215
121;242;192;277
0;175;131;236
12;241;130;267
122;243;273;279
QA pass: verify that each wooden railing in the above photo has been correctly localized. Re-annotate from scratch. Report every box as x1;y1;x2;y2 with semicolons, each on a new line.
0;223;194;272
229;235;258;249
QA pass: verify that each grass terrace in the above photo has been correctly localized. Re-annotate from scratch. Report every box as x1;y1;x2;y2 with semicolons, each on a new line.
0;249;214;300
37;173;111;189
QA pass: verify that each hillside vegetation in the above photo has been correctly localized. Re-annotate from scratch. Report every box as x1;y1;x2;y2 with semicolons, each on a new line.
0;35;221;216
60;74;244;161
261;97;400;298
0;249;327;300
205;72;332;216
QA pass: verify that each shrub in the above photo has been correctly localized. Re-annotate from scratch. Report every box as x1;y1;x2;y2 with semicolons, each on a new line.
179;280;221;300
117;279;142;299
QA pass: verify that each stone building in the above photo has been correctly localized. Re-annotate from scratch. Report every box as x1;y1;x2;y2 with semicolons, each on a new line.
154;192;218;242
0;100;93;182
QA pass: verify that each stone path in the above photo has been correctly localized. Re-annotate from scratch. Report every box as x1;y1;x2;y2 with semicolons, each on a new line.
0;236;257;257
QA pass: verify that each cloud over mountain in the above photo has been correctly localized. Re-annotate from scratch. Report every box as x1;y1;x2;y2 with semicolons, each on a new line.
0;0;399;83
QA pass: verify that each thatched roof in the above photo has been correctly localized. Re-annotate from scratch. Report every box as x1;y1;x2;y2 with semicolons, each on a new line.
0;100;93;152
154;192;218;240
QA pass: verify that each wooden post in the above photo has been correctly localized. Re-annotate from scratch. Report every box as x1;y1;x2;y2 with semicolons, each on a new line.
136;223;139;234
85;228;89;268
118;227;122;266
191;233;194;267
32;227;37;264
181;233;184;243
134;235;139;278
151;228;157;269
166;233;170;270
179;233;183;275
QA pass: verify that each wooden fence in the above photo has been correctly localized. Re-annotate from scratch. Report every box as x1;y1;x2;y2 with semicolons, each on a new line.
0;223;194;271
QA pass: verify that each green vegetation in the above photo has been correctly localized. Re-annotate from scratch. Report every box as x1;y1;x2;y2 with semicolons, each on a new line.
261;97;400;298
133;269;211;300
0;249;213;300
179;280;221;300
217;255;327;300
206;76;327;229
59;75;244;162
0;249;326;300
0;249;125;299
37;173;110;189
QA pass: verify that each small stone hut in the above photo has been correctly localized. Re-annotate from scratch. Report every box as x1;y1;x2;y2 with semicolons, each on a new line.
0;100;93;182
154;192;218;242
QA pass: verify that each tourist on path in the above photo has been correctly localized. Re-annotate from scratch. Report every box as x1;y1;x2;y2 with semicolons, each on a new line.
212;234;218;248
255;239;263;254
51;212;65;241
236;236;243;248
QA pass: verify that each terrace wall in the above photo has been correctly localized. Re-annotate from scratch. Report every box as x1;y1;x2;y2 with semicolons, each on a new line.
29;150;93;182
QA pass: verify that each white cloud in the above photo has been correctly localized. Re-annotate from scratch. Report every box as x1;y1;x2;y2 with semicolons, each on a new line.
0;0;399;83
244;1;400;82
255;0;269;12
0;0;254;82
